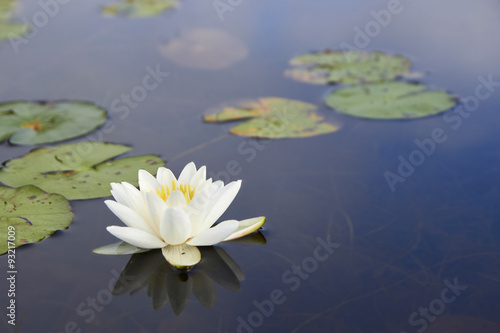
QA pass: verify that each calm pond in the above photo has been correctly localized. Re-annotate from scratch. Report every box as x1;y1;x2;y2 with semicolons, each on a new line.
1;0;500;332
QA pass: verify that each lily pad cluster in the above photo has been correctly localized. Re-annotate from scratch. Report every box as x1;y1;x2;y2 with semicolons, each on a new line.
0;99;166;252
102;0;178;17
0;0;30;42
204;97;341;138
0;143;164;200
285;50;457;120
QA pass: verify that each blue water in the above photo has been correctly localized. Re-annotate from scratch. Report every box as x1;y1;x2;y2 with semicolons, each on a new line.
1;0;500;332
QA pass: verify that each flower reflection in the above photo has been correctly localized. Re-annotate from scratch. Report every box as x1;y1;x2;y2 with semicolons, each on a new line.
110;233;266;315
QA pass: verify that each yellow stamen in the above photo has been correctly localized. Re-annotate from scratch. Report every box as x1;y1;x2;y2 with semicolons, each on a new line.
155;181;195;203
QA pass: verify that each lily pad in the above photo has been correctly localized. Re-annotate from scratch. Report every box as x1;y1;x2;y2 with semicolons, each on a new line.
102;0;178;18
0;1;30;42
285;50;412;85
0;185;73;254
204;97;341;138
325;81;457;119
159;28;248;70
0;101;107;145
0;142;165;200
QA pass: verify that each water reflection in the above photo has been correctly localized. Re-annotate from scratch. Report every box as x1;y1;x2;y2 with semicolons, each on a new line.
112;233;266;315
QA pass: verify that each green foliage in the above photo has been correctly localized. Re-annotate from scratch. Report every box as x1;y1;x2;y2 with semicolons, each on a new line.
325;81;457;119
0;142;165;200
102;0;178;17
0;101;107;145
205;97;341;138
0;185;73;254
285;50;411;85
0;0;30;42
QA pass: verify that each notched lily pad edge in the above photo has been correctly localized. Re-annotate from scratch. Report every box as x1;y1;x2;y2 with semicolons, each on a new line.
0;184;74;255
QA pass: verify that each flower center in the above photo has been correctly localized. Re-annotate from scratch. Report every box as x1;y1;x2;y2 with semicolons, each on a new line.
156;180;195;203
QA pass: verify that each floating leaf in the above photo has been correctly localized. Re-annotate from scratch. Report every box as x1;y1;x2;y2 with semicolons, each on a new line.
102;0;178;18
0;101;107;145
285;50;412;85
0;0;30;42
93;241;149;255
0;185;73;254
204;97;341;138
159;28;248;70
325;82;457;119
0;142;165;200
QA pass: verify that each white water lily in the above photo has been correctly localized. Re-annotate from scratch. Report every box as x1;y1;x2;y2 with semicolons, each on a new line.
104;162;265;268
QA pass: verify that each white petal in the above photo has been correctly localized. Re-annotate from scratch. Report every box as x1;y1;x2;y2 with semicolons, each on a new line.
160;207;192;245
138;169;160;192
142;191;167;236
156;167;176;186
106;226;166;249
224;217;266;241
104;200;156;234
200;180;241;232
185;184;217;237
189;165;206;189
178;162;197;184
110;183;132;207
165;190;188;208
162;244;201;268
187;220;239;246
121;182;146;216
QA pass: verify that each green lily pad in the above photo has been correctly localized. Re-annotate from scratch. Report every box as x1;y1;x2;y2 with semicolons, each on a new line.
102;0;178;17
0;185;73;254
0;1;30;42
285;50;412;85
204;97;341;138
0;101;107;145
325;81;457;119
0;142;165;200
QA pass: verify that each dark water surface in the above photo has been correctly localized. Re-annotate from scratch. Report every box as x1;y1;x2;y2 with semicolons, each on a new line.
1;0;500;332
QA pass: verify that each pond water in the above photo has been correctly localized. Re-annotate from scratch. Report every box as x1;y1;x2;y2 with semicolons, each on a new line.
1;0;500;332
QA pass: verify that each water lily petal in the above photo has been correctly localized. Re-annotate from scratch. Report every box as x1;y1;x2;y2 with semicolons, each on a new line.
186;182;219;237
110;183;132;207
165;190;188;208
187;220;239;246
107;226;166;249
142;191;167;236
189;165;206;189
138;169;160;192
178;161;197;184
160;207;191;245
121;182;146;216
200;180;241;232
156;167;176;186
105;200;156;234
162;244;201;268
223;216;266;241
